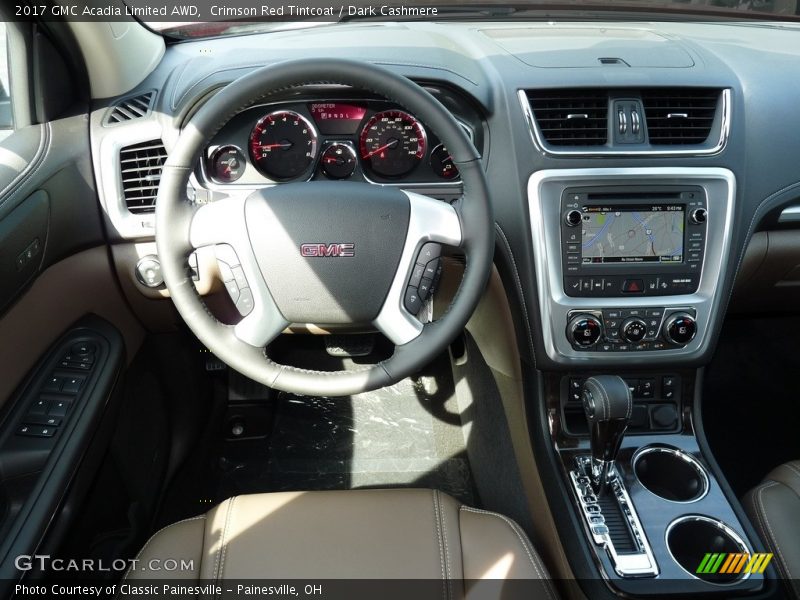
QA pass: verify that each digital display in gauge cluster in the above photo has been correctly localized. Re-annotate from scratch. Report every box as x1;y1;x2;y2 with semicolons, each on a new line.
309;103;367;135
205;99;469;185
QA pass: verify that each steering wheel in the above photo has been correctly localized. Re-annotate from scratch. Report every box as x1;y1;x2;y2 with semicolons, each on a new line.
156;58;493;396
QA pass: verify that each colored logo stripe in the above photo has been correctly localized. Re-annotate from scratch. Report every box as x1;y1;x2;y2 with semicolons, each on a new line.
697;553;773;574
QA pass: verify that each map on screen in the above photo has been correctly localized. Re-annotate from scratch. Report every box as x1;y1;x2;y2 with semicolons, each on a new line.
581;207;684;263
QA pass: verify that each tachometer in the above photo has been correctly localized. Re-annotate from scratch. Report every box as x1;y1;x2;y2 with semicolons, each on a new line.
249;110;318;181
359;110;426;178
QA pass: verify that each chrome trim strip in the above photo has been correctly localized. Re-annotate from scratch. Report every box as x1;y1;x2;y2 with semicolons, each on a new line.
527;167;736;365
517;88;731;157
571;456;659;578
665;516;751;585
778;205;800;223
632;446;710;504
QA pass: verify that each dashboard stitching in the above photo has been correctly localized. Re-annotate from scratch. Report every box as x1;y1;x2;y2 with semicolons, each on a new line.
0;122;51;211
495;223;537;368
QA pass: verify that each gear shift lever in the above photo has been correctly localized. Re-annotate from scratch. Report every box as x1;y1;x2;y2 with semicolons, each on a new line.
582;375;632;494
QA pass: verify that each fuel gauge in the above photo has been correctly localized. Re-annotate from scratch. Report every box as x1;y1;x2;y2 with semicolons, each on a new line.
430;144;459;180
320;143;356;179
209;145;246;183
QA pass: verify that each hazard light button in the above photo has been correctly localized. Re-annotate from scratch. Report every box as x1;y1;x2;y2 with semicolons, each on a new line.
622;279;645;294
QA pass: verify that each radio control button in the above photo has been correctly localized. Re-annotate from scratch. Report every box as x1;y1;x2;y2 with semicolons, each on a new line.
565;210;583;227
566;254;580;265
565;277;582;294
690;208;708;224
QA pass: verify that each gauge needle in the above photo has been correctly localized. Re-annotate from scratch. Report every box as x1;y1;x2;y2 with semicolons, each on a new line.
362;138;399;159
259;141;293;150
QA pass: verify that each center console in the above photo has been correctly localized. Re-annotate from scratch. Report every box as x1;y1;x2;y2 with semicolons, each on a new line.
527;167;735;365
525;168;770;597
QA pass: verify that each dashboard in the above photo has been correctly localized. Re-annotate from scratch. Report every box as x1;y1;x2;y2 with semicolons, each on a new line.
91;19;800;371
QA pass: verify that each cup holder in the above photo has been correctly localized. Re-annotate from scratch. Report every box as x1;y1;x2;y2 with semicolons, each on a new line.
633;446;709;502
667;516;750;583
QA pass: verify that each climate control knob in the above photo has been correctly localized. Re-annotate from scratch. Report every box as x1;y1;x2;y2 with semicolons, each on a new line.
621;317;647;343
568;314;603;347
664;313;697;345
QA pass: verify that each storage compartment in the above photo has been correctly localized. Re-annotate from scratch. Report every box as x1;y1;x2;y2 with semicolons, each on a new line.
666;516;750;583
634;446;708;502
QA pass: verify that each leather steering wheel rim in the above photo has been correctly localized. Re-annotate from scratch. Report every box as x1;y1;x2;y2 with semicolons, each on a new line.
156;58;494;396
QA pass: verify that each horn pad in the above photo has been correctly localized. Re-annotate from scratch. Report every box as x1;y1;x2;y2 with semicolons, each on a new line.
245;181;411;325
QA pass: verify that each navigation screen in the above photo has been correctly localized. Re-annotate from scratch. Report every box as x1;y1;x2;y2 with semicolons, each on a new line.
581;205;684;264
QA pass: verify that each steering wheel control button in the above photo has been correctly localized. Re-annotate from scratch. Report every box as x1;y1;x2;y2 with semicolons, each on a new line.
224;279;241;303
409;264;426;287
236;288;255;316
135;255;164;288
232;266;249;289
664;312;697;345
418;243;441;263
568;314;603;347
418;278;433;301
423;259;440;279
404;286;423;314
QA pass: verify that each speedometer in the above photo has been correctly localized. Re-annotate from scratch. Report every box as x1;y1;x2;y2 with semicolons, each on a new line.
359;110;426;178
249;110;318;181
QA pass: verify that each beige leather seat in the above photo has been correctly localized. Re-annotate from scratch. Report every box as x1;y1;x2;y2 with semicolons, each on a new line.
126;489;557;598
743;461;800;599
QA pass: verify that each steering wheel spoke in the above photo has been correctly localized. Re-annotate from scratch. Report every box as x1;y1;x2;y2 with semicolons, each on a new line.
191;198;289;348
373;192;462;346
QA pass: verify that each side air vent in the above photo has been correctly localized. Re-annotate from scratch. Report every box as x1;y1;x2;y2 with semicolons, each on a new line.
106;91;156;125
119;140;167;214
641;88;720;145
526;89;609;146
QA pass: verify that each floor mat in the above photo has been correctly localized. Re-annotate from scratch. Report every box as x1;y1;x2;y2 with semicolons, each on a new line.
703;316;800;496
160;350;476;523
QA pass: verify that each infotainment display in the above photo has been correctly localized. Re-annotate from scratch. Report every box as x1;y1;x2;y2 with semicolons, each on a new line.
581;205;684;264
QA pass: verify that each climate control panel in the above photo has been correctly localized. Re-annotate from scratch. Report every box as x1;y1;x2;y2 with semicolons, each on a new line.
567;307;697;352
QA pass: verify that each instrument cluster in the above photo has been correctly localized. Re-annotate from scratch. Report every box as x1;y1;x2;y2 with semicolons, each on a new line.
200;97;472;187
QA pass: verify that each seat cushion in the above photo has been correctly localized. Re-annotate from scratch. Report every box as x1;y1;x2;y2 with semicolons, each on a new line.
743;460;800;599
125;489;556;599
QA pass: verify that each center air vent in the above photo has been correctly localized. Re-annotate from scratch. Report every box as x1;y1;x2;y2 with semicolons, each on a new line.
641;88;720;145
119;140;167;214
106;91;156;125
526;89;609;146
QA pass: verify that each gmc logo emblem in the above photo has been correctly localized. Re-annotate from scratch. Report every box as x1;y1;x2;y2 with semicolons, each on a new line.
300;243;355;257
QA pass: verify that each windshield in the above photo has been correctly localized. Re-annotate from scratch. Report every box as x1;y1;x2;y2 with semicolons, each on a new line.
140;0;800;38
